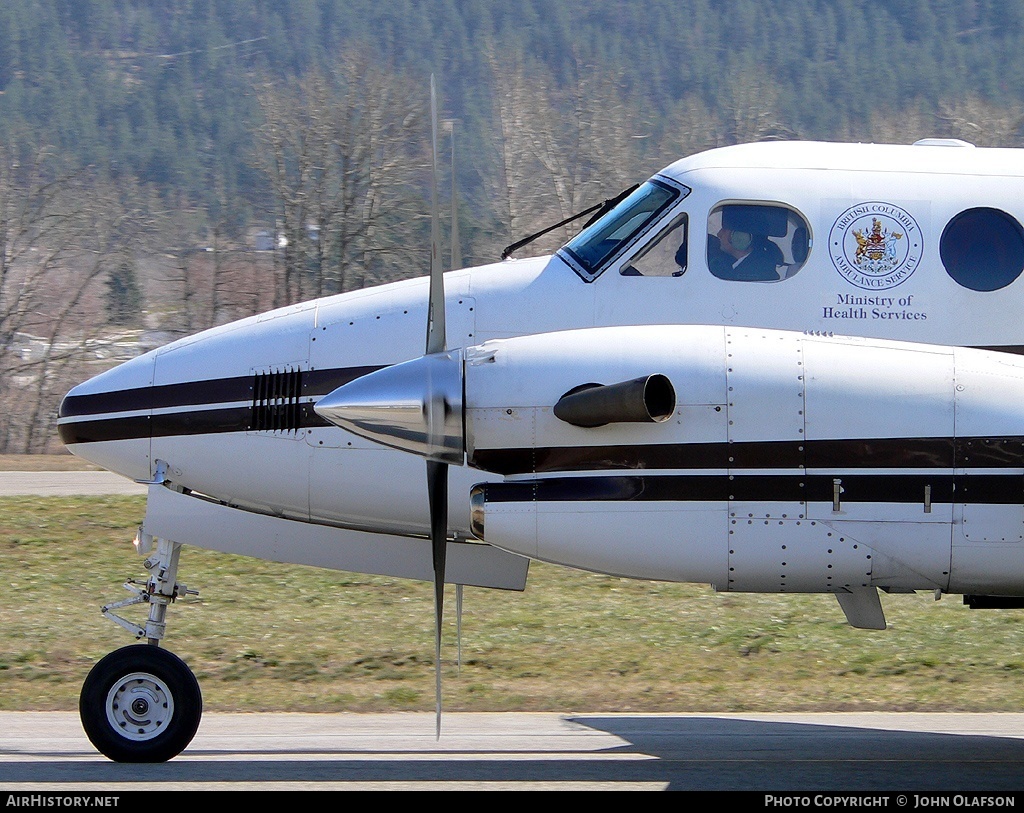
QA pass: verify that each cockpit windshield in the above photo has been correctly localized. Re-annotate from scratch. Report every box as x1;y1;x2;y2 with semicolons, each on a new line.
559;179;684;280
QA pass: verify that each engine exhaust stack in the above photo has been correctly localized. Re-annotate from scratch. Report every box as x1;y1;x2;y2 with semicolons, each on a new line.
553;374;676;428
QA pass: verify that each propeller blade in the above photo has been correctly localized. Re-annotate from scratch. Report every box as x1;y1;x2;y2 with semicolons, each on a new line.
426;73;447;739
315;73;461;744
426;74;445;356
427;458;448;738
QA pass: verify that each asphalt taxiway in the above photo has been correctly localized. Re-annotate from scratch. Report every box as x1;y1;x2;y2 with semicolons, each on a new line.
3;711;1024;791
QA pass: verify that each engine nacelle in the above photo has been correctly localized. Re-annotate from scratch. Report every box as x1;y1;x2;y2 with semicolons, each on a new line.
463;325;1024;599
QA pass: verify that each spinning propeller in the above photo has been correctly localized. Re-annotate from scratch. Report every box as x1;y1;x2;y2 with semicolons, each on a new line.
315;75;462;737
425;74;450;738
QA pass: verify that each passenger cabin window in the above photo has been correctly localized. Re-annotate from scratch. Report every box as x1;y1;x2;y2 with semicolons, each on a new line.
559;179;684;280
706;203;810;282
940;207;1024;292
620;214;687;277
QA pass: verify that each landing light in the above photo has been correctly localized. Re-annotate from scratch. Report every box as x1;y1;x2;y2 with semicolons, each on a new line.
133;528;154;555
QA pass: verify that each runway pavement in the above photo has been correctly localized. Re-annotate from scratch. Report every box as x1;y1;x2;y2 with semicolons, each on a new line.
3;711;1024;792
0;470;147;496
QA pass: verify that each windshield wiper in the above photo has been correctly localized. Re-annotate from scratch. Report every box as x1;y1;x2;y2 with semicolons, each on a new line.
500;184;640;260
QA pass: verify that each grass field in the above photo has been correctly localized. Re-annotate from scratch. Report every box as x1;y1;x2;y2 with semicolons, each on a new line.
3;493;1024;715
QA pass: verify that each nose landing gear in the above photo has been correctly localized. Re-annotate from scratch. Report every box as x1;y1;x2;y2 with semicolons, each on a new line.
81;530;202;762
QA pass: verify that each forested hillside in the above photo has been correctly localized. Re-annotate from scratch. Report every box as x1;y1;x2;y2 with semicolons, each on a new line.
2;0;1024;452
4;2;1023;238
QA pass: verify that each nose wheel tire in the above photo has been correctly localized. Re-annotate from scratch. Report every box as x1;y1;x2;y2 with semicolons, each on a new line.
80;644;202;762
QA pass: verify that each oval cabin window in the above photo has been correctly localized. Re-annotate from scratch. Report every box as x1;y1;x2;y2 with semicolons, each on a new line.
940;207;1024;292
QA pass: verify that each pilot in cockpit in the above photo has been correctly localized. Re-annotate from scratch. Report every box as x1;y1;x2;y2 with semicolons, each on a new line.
709;226;783;281
707;205;786;282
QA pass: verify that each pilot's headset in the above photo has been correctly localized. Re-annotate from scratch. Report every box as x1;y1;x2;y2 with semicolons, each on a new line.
728;230;752;252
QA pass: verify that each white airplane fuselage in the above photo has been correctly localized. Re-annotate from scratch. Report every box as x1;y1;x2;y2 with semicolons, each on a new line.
57;140;1024;612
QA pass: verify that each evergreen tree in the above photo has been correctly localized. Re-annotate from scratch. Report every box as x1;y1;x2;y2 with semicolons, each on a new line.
105;258;143;326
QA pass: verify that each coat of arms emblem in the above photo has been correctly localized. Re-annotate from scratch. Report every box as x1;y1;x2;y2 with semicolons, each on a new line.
830;202;921;289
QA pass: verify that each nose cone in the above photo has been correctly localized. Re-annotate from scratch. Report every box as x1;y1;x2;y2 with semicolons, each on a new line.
56;352;156;482
314;350;464;464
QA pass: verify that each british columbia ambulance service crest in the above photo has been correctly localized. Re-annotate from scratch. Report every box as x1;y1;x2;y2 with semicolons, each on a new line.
829;202;922;290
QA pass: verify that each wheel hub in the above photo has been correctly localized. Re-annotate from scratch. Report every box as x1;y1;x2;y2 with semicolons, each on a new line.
105;671;175;741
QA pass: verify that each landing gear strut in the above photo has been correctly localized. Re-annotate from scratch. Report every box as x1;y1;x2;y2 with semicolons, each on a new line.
81;531;202;762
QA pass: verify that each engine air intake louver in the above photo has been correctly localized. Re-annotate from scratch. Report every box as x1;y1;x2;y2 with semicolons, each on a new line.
251;367;303;433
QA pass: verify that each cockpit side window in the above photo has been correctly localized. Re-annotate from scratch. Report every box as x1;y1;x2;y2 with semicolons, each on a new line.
620;214;687;277
559;179;685;280
707;203;811;282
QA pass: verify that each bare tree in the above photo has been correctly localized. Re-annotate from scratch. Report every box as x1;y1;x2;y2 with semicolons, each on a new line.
860;107;938;146
719;68;798;145
0;143;149;452
485;45;663;258
146;205;210;337
660;93;724;162
855;98;1024;149
251;52;427;307
937;96;1024;147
